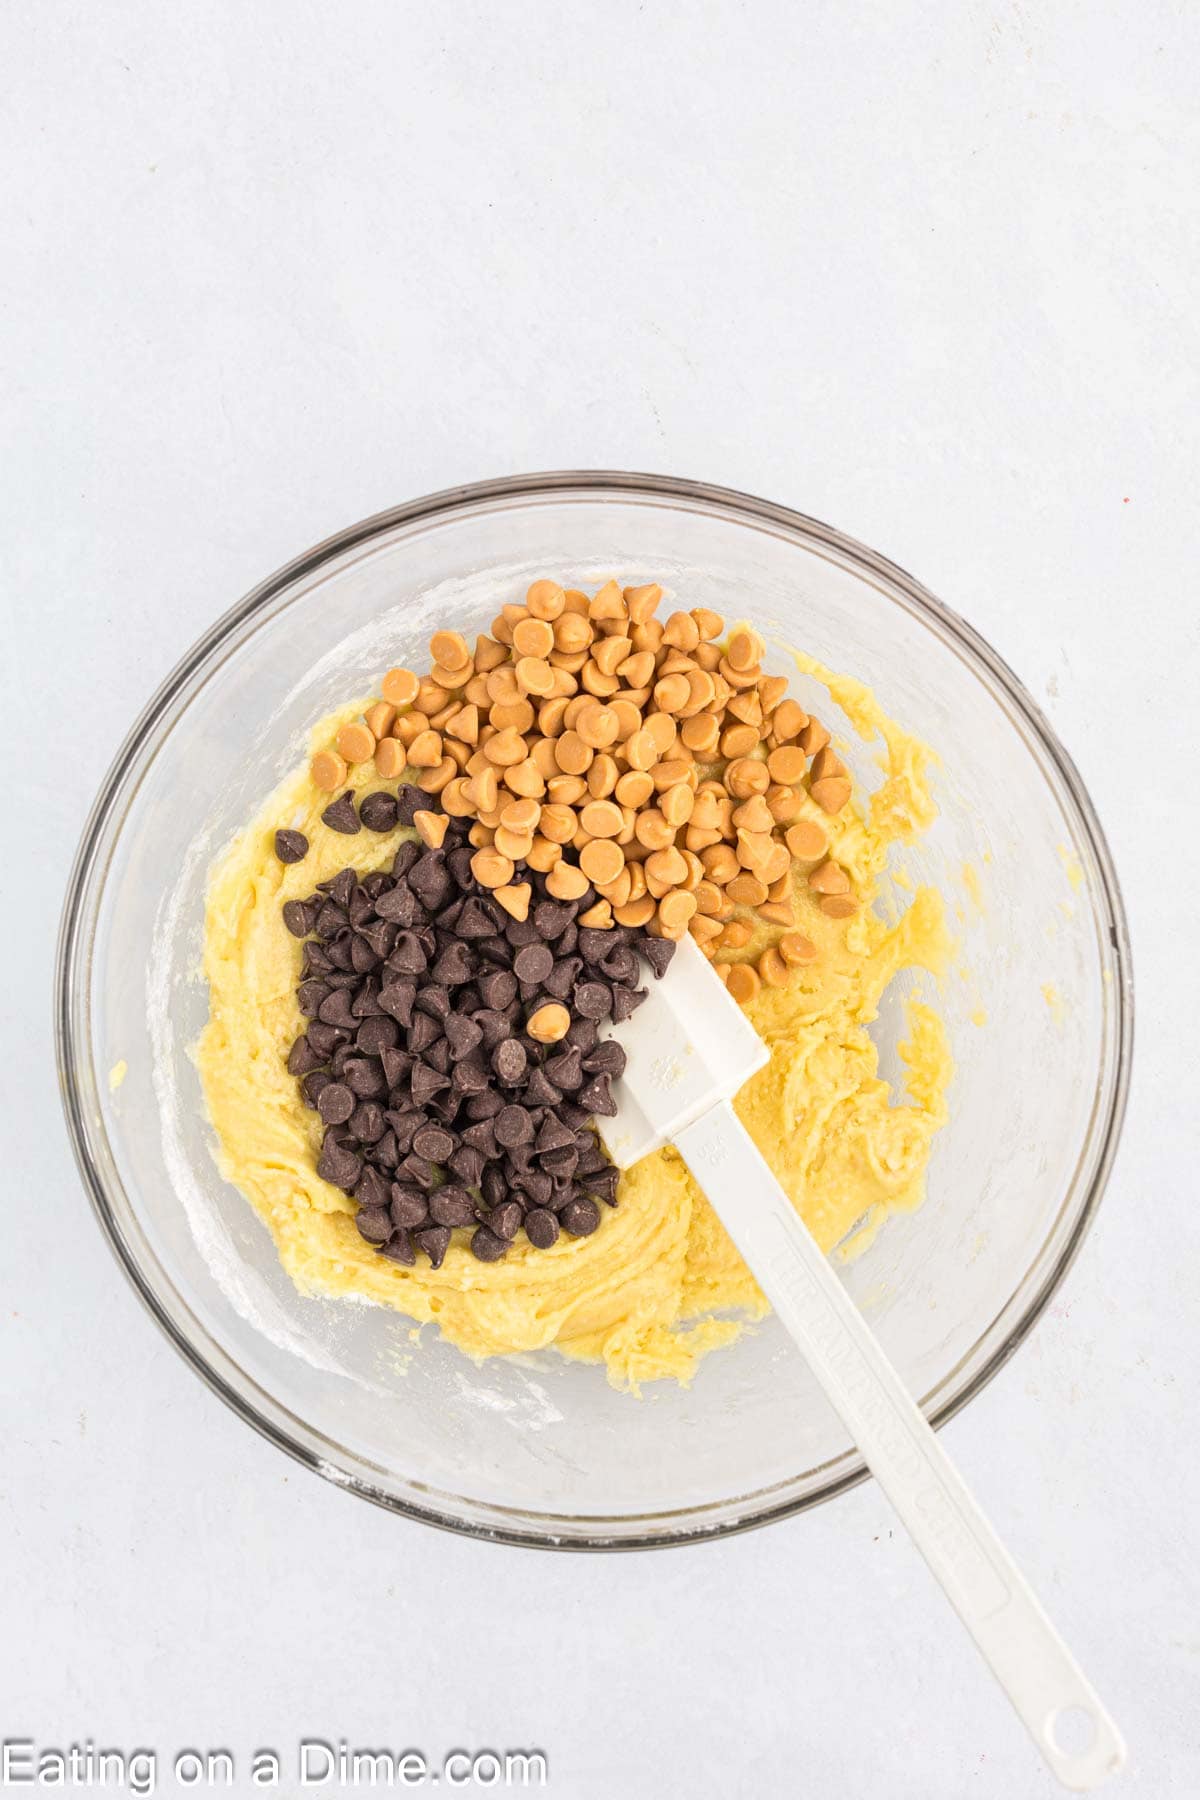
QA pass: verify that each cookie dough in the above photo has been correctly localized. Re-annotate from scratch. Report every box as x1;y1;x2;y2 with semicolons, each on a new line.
197;659;951;1390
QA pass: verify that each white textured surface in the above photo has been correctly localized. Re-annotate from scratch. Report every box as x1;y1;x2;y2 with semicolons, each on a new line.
2;4;1198;1797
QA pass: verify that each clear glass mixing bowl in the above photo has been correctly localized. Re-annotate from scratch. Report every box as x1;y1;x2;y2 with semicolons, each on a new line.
56;473;1131;1548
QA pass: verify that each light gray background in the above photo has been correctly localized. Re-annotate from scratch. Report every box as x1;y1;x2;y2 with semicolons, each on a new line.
3;4;1198;1796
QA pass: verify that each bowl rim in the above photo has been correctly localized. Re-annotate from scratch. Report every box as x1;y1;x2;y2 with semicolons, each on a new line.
55;468;1134;1550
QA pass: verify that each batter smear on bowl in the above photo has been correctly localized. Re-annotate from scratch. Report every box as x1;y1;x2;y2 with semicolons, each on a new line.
198;578;952;1390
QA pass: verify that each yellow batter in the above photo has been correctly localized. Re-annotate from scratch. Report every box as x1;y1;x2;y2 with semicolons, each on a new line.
198;658;952;1391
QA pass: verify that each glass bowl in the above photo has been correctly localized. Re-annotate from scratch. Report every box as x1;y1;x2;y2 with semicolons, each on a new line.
55;472;1131;1548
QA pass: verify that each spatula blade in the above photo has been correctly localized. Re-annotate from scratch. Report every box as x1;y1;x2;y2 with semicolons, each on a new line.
597;931;770;1170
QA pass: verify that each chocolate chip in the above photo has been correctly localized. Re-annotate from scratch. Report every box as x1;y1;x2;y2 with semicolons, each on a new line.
390;1185;429;1228
428;1185;476;1227
541;957;580;1001
412;1225;452;1268
470;1227;508;1262
525;1208;560;1249
535;1114;575;1156
400;1152;436;1189
321;791;361;834
412;1124;455;1163
491;1039;527;1086
443;1013;483;1060
584;1166;621;1206
408;852;453;911
524;1067;562;1107
355;1206;392;1243
488;1201;523;1241
379;980;417;1025
274;828;309;864
317;1082;355;1125
457;896;499;937
349;1101;385;1143
561;1196;600;1236
574;982;613;1020
565;1018;599;1052
355;1165;391;1211
287;1034;324;1076
478;968;518;1010
641;937;676;979
577;928;613;965
495;1104;533;1147
283;899;318;938
532;901;573;940
578;1073;617;1116
343;1058;387;1098
432;941;475;986
601;945;638;984
395;785;425;826
611;985;647;1023
359;791;400;831
317;1137;362;1191
356;1016;399;1055
583;1039;627;1077
380;1231;416;1265
411;1063;450;1105
480;1163;507;1209
512;943;554;985
449;1143;485;1187
389;930;428;975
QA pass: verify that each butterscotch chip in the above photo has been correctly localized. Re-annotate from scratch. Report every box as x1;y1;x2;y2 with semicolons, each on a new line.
577;899;614;929
494;881;532;921
799;718;830;756
554;612;593;654
811;776;852;815
725;757;770;799
701;843;740;885
614;895;656;927
381;667;420;707
511;616;554;659
526;580;566;621
332;720;372;763
441;777;475;817
406;728;443;768
656;890;698;938
785;819;829;860
547;774;587;807
726;627;764;672
474;634;509;672
680;714;720;755
586;753;619;798
810;746;844;783
651;672;689;714
760;842;791;885
725;962;760;1005
511;752;550;793
416;755;456;793
766;745;807;784
689;914;723;945
546;861;589;901
471;849;515;889
820;893;859;919
482;727;526;767
311;749;348;791
634;808;674;851
692;880;725;917
719;919;753;949
623;583;662;623
577;800;621;842
615;649;655;689
758;900;794;927
727;872;769;907
468;823;493;848
373;738;406;779
765;785;804;826
614;770;653;808
718;722;757;759
779;932;817;966
644;713;677;757
430;630;470;672
809;859;850;895
553;730;592;776
494;824;535;862
393;712;425;747
536;803;575;845
689;607;722;641
713;961;731;986
490;697;534;733
443;702;480;745
575;701;620;748
660;783;694;828
589;579;626;622
515;656;555;697
413;810;448;849
758;676;789;715
526;835;562;872
768;699;806;741
465;766;499;813
759;946;791;988
731;794;773;833
364;701;397;740
500;795;541;833
644;846;688;895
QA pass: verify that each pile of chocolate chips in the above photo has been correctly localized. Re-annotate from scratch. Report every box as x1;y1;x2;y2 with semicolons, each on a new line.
283;786;675;1267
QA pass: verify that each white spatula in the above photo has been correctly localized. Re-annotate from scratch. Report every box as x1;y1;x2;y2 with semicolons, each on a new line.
597;932;1125;1793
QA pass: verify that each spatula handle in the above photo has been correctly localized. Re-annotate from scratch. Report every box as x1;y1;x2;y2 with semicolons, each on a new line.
675;1100;1125;1792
